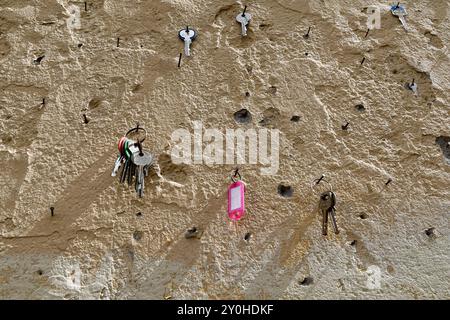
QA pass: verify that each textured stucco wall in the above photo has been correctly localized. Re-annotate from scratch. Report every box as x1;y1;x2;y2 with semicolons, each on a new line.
0;0;449;299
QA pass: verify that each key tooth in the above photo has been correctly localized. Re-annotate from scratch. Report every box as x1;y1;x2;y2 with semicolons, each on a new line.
143;165;148;177
184;38;191;56
241;21;247;36
330;208;340;234
111;156;122;177
123;163;130;183
139;165;145;197
127;163;133;185
322;209;328;235
120;160;128;184
131;163;136;179
135;165;140;193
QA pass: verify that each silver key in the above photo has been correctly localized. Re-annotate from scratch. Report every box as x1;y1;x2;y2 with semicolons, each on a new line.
127;162;135;185
111;155;124;177
319;191;339;235
329;206;339;234
178;27;197;57
236;12;251;36
135;165;143;197
132;151;154;197
120;158;130;184
391;5;408;31
126;143;140;185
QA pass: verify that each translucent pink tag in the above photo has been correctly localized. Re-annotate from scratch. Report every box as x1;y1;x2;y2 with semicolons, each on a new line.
227;180;246;221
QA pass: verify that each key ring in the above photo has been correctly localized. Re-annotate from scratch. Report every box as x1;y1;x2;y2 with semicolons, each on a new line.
126;123;147;143
310;175;333;195
231;168;242;183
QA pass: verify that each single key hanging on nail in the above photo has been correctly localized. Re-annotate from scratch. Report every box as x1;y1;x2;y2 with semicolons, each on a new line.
391;4;408;31
227;170;246;221
178;26;197;57
236;8;251;36
407;78;418;94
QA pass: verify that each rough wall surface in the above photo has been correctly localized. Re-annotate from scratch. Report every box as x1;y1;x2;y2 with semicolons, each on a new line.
0;0;449;299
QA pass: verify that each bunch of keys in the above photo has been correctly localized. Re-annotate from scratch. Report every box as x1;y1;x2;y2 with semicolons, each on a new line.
312;175;340;236
227;169;246;221
391;3;408;31
111;125;154;197
178;26;197;57
236;6;251;36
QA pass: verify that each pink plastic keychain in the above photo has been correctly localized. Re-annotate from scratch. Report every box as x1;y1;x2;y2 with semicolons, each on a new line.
227;169;246;221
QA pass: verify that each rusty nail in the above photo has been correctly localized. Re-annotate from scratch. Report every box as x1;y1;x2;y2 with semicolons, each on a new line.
316;174;325;185
342;122;349;130
304;26;311;38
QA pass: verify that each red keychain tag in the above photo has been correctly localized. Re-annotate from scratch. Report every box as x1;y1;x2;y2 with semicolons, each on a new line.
227;169;246;221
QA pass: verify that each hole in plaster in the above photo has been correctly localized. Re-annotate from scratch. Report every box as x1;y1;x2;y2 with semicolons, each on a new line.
278;184;293;198
355;104;365;112
268;86;277;94
133;231;143;241
299;277;314;286
435;136;450;164
185;227;202;239
33;55;45;65
234;109;252;124
425;227;436;238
